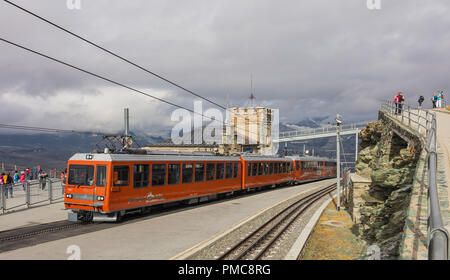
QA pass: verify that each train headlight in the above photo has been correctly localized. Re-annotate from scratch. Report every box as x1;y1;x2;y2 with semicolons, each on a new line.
66;194;73;199
97;196;105;201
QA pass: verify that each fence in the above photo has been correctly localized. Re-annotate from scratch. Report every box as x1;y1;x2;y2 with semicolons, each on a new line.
278;121;367;139
380;100;449;260
0;178;64;214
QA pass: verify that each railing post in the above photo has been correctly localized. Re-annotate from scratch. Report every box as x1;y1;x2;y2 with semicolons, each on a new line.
1;185;5;213
26;181;30;207
49;179;53;204
408;106;411;127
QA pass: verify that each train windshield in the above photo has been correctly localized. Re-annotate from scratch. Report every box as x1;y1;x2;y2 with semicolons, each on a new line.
68;165;95;186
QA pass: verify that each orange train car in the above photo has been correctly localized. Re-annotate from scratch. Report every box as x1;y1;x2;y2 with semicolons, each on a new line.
64;151;337;222
241;155;294;189
288;156;337;183
65;152;242;222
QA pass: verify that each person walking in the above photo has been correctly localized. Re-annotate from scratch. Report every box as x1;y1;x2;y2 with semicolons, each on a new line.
432;92;437;108
13;170;19;184
394;92;401;115
0;173;5;199
436;91;444;108
397;92;405;114
20;171;26;191
39;171;48;190
5;172;13;198
60;171;66;185
25;168;30;180
418;95;424;109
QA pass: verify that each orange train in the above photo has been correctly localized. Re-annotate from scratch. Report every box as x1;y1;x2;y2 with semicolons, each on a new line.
64;152;336;222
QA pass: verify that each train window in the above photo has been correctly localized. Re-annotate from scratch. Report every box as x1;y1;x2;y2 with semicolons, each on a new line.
264;163;269;175
195;163;205;182
113;166;129;186
95;166;107;187
152;164;166;186
225;163;233;179
182;163;193;184
233;163;239;178
216;163;224;180
258;162;263;176
133;164;149;188
168;164;180;185
269;163;274;175
296;161;300;171
206;163;215;181
252;163;258;176
247;163;251;177
274;162;279;174
68;165;94;186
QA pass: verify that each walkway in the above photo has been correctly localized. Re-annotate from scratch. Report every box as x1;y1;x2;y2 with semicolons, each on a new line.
435;110;450;235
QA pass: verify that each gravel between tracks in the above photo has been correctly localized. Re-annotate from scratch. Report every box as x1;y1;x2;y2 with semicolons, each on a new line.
186;184;336;260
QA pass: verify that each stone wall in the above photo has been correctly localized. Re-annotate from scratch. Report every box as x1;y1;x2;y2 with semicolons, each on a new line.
352;115;422;259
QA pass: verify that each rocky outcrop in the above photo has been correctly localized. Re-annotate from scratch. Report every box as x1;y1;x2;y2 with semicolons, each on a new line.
353;119;421;259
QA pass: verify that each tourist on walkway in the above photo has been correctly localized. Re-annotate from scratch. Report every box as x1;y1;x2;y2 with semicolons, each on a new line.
13;170;19;184
418;95;424;109
39;171;48;190
432;92;437;108
20;171;26;191
394;92;405;115
4;172;13;198
0;173;4;198
436;91;444;108
394;92;400;114
25;168;30;180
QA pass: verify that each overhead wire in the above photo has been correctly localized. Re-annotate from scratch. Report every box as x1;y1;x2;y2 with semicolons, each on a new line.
2;0;267;131
0;37;263;142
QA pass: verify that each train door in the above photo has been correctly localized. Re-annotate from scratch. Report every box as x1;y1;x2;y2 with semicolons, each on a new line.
94;165;107;207
109;164;130;210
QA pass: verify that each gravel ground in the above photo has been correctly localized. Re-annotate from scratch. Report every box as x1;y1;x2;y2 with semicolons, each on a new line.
186;183;336;260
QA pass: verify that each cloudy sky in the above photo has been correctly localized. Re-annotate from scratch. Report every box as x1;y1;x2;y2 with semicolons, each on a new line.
1;0;449;135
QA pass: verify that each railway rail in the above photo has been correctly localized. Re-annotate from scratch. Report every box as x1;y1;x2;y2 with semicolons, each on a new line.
217;183;336;260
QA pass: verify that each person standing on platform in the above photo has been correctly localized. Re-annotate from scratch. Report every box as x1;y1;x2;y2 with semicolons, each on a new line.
418;95;424;109
5;172;13;198
436;91;444;108
20;171;26;191
397;92;405;114
432;92;437;108
394;92;401;114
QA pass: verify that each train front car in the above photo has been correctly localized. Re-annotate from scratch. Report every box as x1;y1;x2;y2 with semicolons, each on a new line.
64;153;113;222
65;152;243;222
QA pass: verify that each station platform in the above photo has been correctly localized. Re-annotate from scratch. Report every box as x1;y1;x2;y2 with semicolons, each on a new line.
0;201;67;232
0;179;335;260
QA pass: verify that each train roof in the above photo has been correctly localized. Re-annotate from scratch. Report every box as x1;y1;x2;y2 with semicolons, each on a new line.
286;156;336;162
68;153;241;162
240;155;291;162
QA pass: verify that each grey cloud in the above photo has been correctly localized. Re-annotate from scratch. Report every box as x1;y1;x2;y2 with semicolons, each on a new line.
1;0;449;132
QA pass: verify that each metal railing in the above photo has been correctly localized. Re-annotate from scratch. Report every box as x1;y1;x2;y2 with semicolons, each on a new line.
380;100;449;260
342;168;351;205
0;178;64;214
278;121;368;139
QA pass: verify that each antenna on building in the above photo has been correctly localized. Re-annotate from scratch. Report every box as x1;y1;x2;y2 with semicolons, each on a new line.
250;74;256;107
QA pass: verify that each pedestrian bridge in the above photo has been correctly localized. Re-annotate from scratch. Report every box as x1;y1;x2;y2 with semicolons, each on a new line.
274;121;368;143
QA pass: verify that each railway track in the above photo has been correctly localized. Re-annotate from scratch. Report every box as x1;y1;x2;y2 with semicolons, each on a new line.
0;221;86;244
216;183;336;260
